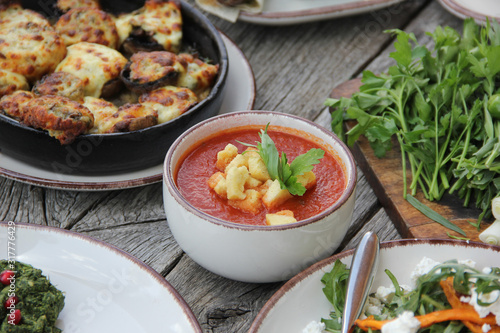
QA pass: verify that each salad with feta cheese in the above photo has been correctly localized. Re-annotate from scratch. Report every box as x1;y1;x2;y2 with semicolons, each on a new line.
315;257;500;333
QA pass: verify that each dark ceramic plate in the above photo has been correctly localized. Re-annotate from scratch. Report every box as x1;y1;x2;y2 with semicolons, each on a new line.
0;0;228;175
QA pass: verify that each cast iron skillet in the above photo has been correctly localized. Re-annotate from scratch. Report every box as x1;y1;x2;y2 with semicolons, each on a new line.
0;0;228;175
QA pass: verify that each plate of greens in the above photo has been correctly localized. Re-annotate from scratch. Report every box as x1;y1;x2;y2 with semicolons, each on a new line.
248;238;500;333
0;222;202;332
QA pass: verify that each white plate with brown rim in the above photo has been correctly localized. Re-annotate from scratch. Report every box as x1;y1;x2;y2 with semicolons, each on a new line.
248;238;500;332
0;34;255;191
0;221;202;332
438;0;500;24
238;0;405;25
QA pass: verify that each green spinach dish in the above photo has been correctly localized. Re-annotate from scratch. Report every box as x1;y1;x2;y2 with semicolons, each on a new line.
0;260;65;333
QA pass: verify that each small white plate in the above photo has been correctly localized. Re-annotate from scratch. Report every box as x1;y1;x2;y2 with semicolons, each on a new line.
239;0;404;25
248;238;500;332
438;0;500;23
0;222;202;332
0;34;255;191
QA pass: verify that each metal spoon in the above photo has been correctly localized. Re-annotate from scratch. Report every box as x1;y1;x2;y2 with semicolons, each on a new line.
341;231;380;333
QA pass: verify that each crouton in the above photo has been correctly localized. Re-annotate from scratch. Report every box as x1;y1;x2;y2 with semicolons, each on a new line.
207;172;225;189
228;189;262;214
216;144;238;171
245;176;262;188
296;171;317;189
226;166;249;200
262;179;292;209
225;153;248;173
266;210;297;226
207;172;227;197
257;179;274;196
246;150;270;182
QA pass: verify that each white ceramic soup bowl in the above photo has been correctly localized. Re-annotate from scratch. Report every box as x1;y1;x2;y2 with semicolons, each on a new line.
163;111;357;283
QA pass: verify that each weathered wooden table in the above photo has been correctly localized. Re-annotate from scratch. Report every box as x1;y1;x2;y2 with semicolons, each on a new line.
0;1;467;331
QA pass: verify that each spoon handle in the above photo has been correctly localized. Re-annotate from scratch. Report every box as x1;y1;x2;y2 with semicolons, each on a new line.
341;231;380;333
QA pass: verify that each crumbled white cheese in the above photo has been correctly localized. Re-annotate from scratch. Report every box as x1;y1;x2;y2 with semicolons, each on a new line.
460;295;472;303
302;320;325;333
381;311;421;333
374;284;412;304
483;267;493;274
468;287;500;325
376;285;396;302
410;257;441;288
482;323;491;332
458;259;477;268
366;296;383;316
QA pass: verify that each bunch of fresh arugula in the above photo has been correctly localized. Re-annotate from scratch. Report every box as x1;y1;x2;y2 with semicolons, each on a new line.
320;259;500;333
326;19;500;228
239;124;324;196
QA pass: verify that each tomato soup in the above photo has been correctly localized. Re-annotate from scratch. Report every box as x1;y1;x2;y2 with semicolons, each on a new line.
175;126;346;226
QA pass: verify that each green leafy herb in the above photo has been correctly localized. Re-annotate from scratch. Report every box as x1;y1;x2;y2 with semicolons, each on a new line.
326;18;500;227
320;260;349;331
406;194;466;236
239;124;324;196
446;232;470;241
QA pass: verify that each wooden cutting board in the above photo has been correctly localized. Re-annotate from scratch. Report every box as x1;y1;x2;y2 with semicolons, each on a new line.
330;79;490;241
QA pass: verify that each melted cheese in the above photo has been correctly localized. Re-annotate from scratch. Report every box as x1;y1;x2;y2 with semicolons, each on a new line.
0;90;34;120
56;0;101;12
128;51;184;84
55;8;119;49
55;42;127;98
118;0;183;53
33;71;85;102
177;54;219;98
83;96;118;134
139;86;197;124
0;69;29;97
0;22;67;83
114;12;134;47
0;6;51;30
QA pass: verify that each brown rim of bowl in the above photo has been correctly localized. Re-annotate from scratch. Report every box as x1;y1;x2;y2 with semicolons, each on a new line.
239;0;402;20
0;0;228;141
163;110;357;231
0;221;203;333
248;238;500;332
438;0;497;23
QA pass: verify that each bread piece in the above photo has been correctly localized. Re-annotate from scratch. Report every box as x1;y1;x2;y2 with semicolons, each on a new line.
226;165;249;200
246;149;270;182
228;189;262;214
266;210;297;226
216;144;238;171
262;179;292;210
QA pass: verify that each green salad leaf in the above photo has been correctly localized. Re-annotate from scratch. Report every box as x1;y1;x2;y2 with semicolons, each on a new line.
320;259;500;333
239;124;324;196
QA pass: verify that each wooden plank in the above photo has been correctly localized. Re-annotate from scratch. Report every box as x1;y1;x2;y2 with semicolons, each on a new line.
329;78;489;241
